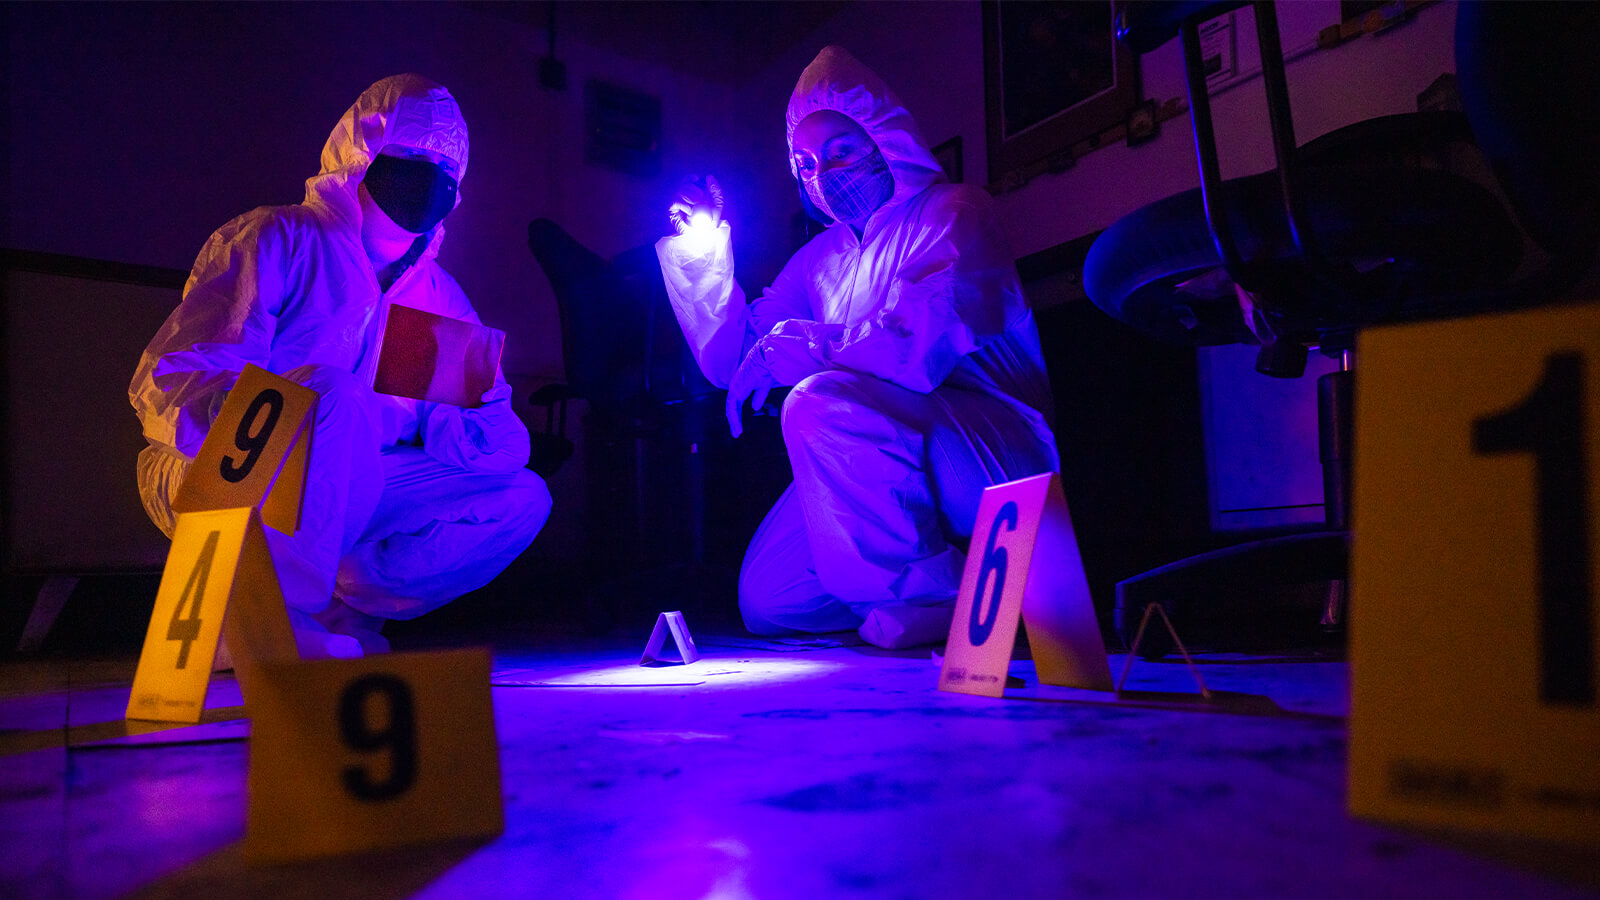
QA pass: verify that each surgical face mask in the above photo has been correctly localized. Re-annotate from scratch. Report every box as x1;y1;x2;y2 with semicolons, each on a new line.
362;153;458;233
804;149;894;224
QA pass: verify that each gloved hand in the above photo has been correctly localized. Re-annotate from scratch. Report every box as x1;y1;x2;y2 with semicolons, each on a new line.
421;378;529;474
476;380;514;407
724;340;779;439
668;174;724;235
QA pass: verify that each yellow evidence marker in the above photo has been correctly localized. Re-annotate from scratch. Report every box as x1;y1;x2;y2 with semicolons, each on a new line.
1351;301;1600;845
244;648;503;864
939;472;1113;698
126;506;298;723
171;363;317;534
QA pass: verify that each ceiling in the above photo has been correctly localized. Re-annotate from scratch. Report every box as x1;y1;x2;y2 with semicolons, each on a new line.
471;1;853;85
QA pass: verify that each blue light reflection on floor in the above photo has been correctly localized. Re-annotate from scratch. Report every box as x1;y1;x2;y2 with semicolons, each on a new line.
5;639;1598;899
492;653;849;689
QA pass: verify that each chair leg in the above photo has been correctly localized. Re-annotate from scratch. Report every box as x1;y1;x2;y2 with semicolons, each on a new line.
1318;365;1355;529
1115;355;1358;658
17;575;78;652
1113;531;1348;659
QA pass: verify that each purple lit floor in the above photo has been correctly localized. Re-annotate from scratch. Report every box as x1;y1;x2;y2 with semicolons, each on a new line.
3;630;1597;899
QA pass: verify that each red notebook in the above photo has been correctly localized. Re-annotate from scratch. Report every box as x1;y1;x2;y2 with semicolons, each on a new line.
372;304;505;408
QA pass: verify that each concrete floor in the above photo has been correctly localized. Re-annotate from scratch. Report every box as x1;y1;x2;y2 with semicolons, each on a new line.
3;627;1597;900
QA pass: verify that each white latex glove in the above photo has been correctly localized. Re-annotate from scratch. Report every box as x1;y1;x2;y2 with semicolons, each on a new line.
668;174;725;235
476;381;513;406
724;341;778;439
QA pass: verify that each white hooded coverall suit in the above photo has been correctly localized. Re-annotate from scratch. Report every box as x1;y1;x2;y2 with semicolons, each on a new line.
655;48;1059;647
130;75;550;650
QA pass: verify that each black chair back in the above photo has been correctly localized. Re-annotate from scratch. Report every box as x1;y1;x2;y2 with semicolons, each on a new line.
527;218;711;424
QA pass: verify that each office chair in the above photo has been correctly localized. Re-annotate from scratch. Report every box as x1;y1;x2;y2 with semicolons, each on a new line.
526;218;728;632
525;382;575;478
524;218;665;479
1082;1;1600;656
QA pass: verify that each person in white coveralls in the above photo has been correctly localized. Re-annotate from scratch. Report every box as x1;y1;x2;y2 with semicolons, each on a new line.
655;47;1059;649
131;74;550;659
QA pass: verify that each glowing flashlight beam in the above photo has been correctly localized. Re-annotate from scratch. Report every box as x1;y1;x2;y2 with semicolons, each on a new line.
492;657;844;689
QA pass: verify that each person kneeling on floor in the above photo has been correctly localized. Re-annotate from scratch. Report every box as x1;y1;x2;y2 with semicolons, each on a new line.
655;48;1059;649
130;74;550;659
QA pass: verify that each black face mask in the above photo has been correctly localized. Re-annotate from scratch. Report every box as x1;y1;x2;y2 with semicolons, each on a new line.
362;153;458;233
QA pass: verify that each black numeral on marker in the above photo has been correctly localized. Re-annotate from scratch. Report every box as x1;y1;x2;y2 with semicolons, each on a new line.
970;501;1019;646
167;530;219;669
221;388;284;483
339;675;419;801
1473;352;1595;706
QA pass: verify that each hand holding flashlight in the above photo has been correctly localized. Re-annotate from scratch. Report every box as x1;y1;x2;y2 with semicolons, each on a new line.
668;174;725;235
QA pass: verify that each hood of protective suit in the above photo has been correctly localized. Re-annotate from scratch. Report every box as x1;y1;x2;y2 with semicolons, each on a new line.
304;73;470;250
786;46;945;216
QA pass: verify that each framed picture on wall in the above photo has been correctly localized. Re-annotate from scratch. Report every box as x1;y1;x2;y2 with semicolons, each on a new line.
982;0;1139;186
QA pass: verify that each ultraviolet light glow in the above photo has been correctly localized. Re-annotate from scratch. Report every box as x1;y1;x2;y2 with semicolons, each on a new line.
493;656;845;689
677;210;722;254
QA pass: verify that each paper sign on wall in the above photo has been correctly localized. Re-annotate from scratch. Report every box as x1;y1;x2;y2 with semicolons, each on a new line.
126;507;298;723
171;364;316;534
939;472;1113;698
1351;301;1600;845
244;647;503;863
